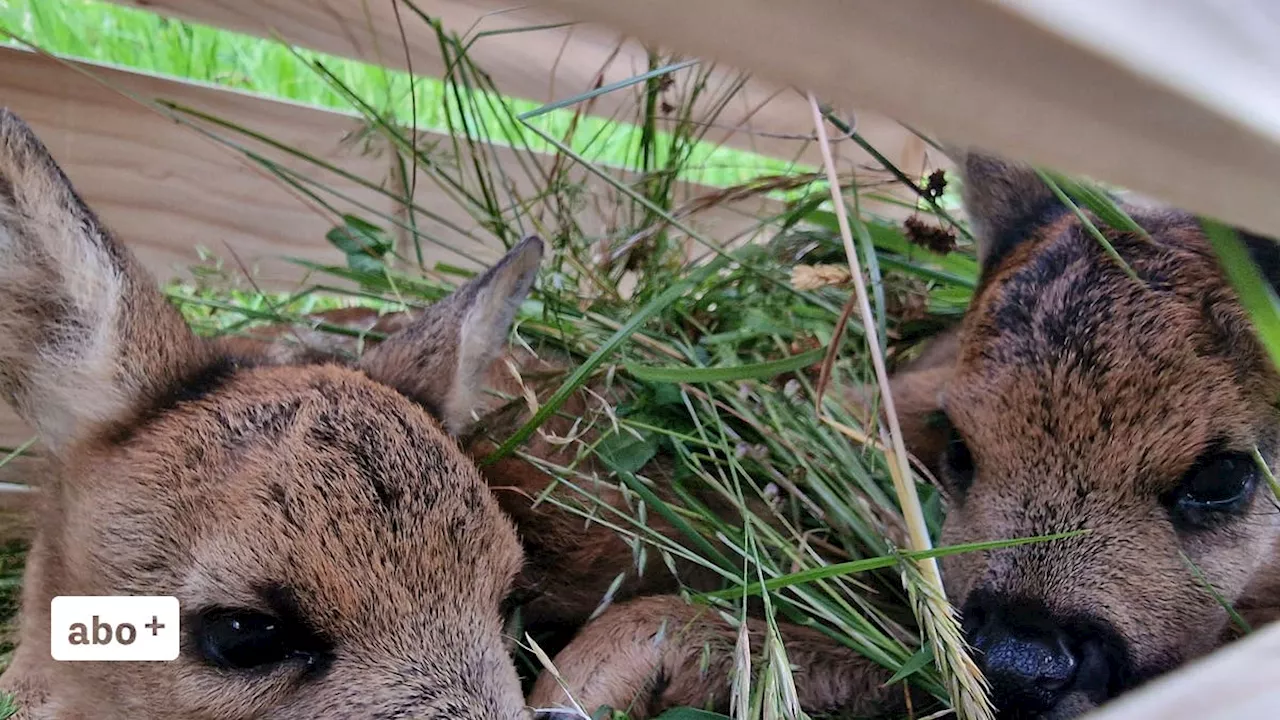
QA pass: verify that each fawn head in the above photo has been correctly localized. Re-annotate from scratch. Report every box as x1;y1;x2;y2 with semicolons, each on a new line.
895;152;1280;719
0;109;538;719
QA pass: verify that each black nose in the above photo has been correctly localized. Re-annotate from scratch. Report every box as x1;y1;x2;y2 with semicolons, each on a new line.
961;593;1109;717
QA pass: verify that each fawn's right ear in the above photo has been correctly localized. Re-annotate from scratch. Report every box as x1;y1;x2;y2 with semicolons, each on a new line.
0;110;204;452
359;236;543;436
950;147;1066;278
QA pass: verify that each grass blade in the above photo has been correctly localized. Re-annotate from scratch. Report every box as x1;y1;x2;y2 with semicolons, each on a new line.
701;531;1088;601
626;348;825;383
1203;219;1280;370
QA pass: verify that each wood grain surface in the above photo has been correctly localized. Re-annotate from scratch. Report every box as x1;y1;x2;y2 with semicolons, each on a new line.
102;0;945;182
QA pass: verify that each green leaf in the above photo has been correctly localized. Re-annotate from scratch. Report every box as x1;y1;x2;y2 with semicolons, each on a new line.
326;214;393;277
1203;219;1280;371
0;691;18;720
596;429;659;475
626;347;825;384
885;641;934;685
652;383;684;408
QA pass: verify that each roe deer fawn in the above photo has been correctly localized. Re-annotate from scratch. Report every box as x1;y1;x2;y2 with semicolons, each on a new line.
527;152;1280;719
0;107;856;720
0;109;539;719
0;107;868;720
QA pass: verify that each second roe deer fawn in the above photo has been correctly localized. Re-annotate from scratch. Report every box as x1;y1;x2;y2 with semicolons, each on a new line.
526;153;1280;719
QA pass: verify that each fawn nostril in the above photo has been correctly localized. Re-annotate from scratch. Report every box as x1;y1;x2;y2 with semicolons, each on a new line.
962;595;1082;715
1067;634;1114;706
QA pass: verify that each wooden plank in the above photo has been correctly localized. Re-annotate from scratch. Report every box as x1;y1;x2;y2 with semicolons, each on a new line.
1080;621;1280;719
0;43;807;276
0;46;398;285
533;0;1280;242
101;0;946;188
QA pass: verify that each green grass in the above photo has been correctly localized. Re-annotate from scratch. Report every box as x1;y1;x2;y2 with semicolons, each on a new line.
0;0;804;189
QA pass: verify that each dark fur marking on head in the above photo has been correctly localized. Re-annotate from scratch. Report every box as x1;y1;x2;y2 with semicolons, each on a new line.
304;400;453;527
983;226;1114;378
981;197;1072;279
307;412;403;517
268;483;301;529
108;356;246;445
212;398;305;453
358;367;447;424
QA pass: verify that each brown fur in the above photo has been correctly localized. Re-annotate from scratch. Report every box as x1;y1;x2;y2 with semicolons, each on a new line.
935;167;1280;710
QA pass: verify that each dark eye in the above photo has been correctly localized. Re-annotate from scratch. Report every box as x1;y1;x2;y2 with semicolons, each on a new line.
941;423;976;494
191;609;328;671
1164;450;1258;529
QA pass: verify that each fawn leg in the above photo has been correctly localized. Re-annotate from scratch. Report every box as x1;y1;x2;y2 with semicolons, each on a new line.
528;595;911;719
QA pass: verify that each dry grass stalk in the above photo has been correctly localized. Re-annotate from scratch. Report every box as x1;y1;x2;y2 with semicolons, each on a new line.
805;93;993;720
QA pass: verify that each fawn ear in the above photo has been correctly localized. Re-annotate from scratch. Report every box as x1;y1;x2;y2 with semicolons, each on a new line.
949;147;1065;277
360;236;542;435
0;110;204;451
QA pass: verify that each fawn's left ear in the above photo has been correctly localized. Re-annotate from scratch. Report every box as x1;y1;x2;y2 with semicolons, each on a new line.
359;236;543;435
0;109;205;451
